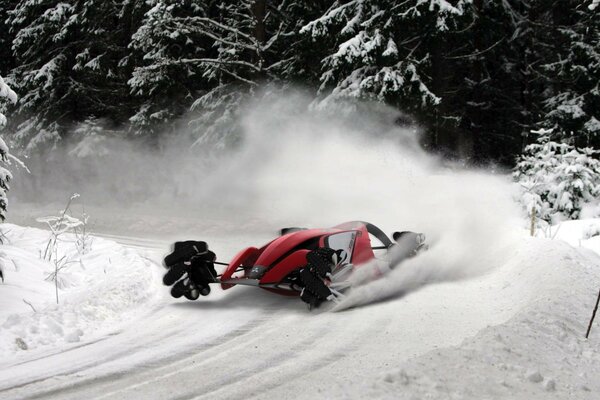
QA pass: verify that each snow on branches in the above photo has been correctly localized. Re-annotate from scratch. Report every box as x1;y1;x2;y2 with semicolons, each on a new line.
541;3;600;149
0;76;17;128
0;75;19;221
6;0;141;151
514;128;600;223
301;0;469;112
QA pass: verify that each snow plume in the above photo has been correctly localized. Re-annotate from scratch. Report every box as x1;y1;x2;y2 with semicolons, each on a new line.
11;92;520;306
332;173;520;311
225;94;521;308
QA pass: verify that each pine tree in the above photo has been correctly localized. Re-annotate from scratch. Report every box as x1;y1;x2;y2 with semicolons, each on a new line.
0;75;18;220
514;128;600;222
301;1;466;110
129;0;326;147
300;1;483;157
6;0;141;152
447;0;550;163
0;0;17;75
540;1;600;148
128;0;213;135
187;0;313;148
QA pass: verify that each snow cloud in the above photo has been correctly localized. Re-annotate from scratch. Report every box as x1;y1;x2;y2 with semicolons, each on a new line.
12;91;521;308
222;94;522;309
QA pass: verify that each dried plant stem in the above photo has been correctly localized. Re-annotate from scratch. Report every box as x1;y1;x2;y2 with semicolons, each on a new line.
586;287;600;339
22;299;36;313
530;205;536;237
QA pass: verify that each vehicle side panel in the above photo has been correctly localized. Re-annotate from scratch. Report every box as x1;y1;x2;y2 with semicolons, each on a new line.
254;229;333;269
221;246;261;289
352;225;375;265
259;249;310;284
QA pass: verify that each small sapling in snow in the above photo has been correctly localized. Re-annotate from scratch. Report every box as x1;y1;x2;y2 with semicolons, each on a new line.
37;194;92;303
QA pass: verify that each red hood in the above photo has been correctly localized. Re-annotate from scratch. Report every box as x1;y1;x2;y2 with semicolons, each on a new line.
221;228;339;289
254;228;337;268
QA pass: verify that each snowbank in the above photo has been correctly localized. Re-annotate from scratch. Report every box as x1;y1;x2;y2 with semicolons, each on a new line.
360;225;600;399
550;218;600;255
0;223;159;356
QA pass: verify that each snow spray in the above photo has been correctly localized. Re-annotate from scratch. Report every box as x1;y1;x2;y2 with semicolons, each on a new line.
223;95;522;309
11;91;522;308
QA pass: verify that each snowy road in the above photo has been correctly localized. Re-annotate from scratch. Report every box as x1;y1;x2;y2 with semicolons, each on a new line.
0;232;523;400
2;228;600;400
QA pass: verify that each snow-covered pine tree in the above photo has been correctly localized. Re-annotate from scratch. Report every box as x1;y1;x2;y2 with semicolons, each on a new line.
301;0;451;109
540;2;600;148
514;128;600;222
130;0;324;147
129;0;254;145
0;75;18;221
300;1;476;155
128;0;213;135
6;0;140;152
450;0;543;162
298;0;592;164
0;0;17;75
188;0;322;148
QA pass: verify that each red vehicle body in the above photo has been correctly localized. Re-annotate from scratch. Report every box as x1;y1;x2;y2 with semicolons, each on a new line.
218;221;394;296
162;221;424;303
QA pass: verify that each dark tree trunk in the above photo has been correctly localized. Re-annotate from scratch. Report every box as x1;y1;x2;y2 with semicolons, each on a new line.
251;0;266;44
251;0;266;77
459;0;483;162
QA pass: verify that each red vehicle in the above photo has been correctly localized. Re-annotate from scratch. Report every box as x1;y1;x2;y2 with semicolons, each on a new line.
162;221;426;308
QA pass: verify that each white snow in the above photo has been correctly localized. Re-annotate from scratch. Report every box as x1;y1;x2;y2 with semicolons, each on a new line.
0;75;18;128
514;133;600;222
0;215;598;399
1;101;599;398
0;75;17;105
346;237;600;399
549;218;600;254
0;223;159;356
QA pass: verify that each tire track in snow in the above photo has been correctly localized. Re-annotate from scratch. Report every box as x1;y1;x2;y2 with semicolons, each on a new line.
1;233;282;400
4;290;392;400
189;314;394;400
6;329;123;368
0;319;172;394
1;305;277;400
91;320;337;400
92;233;167;253
93;311;392;400
84;310;316;400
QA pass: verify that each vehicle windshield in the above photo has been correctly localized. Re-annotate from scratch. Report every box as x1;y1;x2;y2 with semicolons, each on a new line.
324;231;356;263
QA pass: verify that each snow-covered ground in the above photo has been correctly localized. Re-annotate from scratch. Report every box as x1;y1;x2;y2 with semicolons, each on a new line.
1;119;600;399
0;217;599;399
0;224;160;356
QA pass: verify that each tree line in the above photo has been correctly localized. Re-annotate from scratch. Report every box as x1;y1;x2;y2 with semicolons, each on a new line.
0;0;598;165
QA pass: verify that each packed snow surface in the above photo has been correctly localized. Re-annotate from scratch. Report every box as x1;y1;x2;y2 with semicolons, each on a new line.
0;219;599;399
2;104;600;398
0;224;159;355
